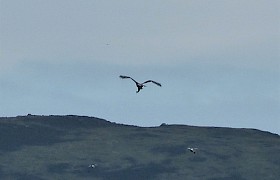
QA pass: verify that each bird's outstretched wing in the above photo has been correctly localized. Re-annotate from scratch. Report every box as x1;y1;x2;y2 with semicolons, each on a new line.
188;147;198;150
119;75;138;84
142;80;162;87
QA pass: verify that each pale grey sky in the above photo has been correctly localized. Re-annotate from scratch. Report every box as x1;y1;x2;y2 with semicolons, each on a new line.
1;0;279;134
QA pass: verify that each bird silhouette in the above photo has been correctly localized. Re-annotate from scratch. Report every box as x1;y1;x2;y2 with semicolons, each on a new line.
119;75;161;93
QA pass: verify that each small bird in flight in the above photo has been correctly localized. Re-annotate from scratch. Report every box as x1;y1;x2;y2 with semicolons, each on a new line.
119;75;161;93
88;163;97;168
187;147;198;154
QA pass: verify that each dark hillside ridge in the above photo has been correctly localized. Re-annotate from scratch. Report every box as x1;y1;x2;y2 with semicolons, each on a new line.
0;114;114;128
0;115;279;180
1;114;278;136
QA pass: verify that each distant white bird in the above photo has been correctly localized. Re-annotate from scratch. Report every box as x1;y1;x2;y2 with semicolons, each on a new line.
119;75;161;93
88;164;97;168
187;147;198;154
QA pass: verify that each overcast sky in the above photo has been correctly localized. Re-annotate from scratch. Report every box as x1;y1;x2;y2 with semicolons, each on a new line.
1;0;279;134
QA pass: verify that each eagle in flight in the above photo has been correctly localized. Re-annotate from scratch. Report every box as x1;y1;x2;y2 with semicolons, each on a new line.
119;75;161;93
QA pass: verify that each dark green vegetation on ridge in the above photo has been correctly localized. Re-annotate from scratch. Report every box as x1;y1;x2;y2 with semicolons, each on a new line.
0;115;279;180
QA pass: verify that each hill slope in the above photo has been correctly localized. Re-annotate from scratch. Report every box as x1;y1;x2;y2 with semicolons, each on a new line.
0;115;279;180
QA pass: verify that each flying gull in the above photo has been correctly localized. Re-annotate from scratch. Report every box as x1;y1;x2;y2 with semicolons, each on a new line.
187;147;198;154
